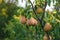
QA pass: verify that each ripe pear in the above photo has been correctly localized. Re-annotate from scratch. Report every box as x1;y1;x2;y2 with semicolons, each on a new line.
26;19;31;25
30;17;38;26
26;17;38;26
44;23;51;32
36;7;43;13
20;16;26;24
43;34;52;40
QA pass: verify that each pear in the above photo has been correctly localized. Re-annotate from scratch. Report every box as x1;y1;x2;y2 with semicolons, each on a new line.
20;16;26;24
36;7;43;13
43;34;52;40
44;23;51;32
26;17;38;26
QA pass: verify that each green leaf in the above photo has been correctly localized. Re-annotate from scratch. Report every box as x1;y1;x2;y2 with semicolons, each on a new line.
47;0;51;6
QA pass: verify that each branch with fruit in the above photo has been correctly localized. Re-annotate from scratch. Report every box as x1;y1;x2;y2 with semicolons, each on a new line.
20;0;52;40
29;0;52;40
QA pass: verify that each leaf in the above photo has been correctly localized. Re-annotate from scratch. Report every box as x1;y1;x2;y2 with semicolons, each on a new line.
47;0;51;6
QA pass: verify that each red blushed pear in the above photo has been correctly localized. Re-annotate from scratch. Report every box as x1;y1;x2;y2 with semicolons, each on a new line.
26;17;38;26
44;22;51;32
26;19;31;26
20;16;26;24
30;17;38;26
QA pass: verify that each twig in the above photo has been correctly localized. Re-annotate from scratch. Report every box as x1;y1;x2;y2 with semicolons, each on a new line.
41;2;47;21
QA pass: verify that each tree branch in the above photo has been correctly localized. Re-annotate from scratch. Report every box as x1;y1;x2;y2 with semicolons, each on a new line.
40;1;47;28
30;0;50;40
29;1;43;27
41;2;47;21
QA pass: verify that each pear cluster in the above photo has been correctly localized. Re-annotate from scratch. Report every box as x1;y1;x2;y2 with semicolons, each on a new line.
20;16;38;26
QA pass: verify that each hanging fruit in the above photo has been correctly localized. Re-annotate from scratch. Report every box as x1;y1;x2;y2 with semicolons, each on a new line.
43;34;52;40
30;17;38;26
36;7;43;13
26;17;38;26
44;22;51;32
20;16;26;24
26;19;31;25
